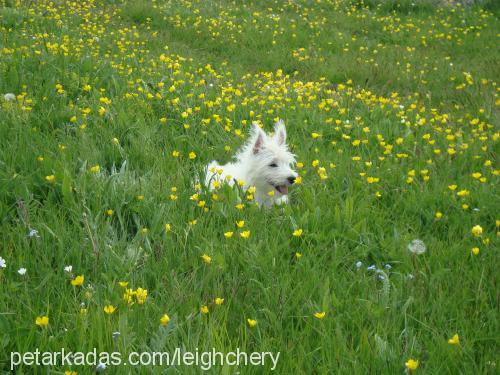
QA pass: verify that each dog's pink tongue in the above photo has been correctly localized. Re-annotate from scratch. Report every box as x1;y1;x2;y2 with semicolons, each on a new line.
276;185;288;195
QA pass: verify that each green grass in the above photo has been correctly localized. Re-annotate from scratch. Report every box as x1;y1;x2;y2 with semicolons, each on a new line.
0;0;498;373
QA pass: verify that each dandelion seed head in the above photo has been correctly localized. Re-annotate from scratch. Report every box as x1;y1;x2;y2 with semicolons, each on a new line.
408;239;426;255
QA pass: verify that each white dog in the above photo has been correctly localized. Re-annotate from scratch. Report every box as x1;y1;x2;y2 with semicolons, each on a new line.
204;120;298;207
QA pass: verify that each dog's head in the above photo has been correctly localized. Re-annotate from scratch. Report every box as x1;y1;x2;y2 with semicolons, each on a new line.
244;120;297;196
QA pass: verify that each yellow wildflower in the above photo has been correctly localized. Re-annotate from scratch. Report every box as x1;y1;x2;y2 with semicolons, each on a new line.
160;314;170;326
35;316;49;327
70;275;84;286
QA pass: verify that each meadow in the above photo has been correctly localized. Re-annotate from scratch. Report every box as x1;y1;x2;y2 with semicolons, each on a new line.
0;0;499;373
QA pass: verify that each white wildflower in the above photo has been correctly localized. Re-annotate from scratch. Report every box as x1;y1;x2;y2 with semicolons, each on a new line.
28;229;40;238
3;93;16;102
96;362;107;372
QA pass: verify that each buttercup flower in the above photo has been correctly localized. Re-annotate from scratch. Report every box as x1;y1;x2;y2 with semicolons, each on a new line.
90;165;100;173
35;316;49;327
471;225;483;237
314;312;326;319
104;305;116;314
71;275;84;286
201;254;212;264
135;288;148;304
405;358;419;371
448;333;459;345
160;314;170;326
247;319;257;328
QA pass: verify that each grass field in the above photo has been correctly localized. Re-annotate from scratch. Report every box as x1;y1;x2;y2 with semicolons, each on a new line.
0;0;499;373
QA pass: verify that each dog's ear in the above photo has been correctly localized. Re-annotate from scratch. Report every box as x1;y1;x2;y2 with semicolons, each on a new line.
274;120;286;146
251;122;266;154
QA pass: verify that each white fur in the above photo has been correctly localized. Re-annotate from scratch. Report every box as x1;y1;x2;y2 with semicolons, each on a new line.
205;120;297;207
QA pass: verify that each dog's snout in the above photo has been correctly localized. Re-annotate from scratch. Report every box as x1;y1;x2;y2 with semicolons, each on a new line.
287;176;296;184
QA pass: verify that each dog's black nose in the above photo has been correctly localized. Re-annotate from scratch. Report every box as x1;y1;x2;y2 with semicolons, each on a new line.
287;176;296;184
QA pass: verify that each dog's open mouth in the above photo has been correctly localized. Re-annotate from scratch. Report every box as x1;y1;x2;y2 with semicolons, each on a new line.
274;185;289;195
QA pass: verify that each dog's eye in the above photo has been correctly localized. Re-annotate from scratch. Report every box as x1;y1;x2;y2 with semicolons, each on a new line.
269;163;278;168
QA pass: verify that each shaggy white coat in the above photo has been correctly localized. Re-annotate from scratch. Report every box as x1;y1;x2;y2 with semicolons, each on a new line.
205;121;297;207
